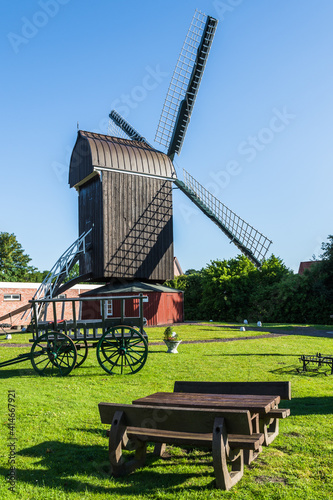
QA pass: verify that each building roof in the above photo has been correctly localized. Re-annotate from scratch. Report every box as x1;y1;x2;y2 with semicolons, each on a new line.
174;256;184;276
80;281;182;296
69;130;176;188
0;282;102;290
298;261;321;275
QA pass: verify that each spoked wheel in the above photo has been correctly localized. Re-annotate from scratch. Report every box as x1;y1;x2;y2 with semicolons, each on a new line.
30;332;77;376
74;340;89;368
96;325;148;375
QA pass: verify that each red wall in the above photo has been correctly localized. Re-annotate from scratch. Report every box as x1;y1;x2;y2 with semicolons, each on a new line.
81;291;184;326
0;283;102;326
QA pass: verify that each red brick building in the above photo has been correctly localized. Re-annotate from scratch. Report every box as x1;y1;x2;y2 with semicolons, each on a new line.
0;282;102;326
298;261;321;275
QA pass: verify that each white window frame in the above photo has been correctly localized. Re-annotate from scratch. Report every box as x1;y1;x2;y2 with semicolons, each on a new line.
101;299;113;318
4;294;21;301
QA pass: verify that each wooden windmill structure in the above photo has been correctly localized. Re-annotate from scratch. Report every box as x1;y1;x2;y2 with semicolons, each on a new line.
68;132;176;283
18;9;272;315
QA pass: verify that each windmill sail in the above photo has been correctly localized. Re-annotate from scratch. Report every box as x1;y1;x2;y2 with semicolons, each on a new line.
109;110;152;146
175;170;272;267
155;10;218;159
106;11;272;267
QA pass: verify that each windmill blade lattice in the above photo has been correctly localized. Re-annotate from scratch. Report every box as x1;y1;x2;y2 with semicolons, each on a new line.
155;10;218;158
175;170;272;267
107;115;129;141
108;110;152;146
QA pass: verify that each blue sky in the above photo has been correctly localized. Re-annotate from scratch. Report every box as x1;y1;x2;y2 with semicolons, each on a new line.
1;0;332;274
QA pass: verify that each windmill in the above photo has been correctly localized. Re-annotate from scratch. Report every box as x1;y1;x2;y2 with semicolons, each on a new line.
1;8;273;330
16;8;272;322
108;9;272;269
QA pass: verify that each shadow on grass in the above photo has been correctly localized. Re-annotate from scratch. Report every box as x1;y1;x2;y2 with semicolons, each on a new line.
287;396;333;416
13;441;215;495
204;353;294;357
0;367;35;378
270;364;332;377
0;366;137;378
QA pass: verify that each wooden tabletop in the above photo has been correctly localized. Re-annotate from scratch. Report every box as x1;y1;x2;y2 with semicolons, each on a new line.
133;392;280;414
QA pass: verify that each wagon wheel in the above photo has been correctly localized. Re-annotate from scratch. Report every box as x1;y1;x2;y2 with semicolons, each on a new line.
30;332;77;376
74;340;89;368
96;325;148;375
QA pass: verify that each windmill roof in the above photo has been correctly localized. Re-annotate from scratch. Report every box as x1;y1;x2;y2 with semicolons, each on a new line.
80;281;182;296
69;130;176;188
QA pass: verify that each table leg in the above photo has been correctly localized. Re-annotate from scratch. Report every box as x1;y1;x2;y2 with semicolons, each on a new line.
108;411;147;476
260;416;279;446
244;413;261;465
212;417;244;490
153;443;166;456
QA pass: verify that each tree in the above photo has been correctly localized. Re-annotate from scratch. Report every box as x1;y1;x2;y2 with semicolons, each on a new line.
27;269;50;283
0;232;36;281
164;238;333;324
199;256;257;321
167;254;294;322
63;262;80;283
249;255;293;322
320;235;333;289
165;270;204;320
320;235;333;263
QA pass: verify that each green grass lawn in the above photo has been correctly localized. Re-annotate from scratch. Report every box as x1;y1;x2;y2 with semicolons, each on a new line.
0;324;333;499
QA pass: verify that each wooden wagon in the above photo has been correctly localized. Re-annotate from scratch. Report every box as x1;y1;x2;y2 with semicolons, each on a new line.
0;294;149;377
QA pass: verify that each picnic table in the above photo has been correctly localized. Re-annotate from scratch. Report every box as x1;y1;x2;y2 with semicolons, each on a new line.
133;391;281;461
99;402;264;490
99;382;290;491
133;391;280;415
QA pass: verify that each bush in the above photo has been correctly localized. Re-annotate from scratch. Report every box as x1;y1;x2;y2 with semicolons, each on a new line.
165;236;333;324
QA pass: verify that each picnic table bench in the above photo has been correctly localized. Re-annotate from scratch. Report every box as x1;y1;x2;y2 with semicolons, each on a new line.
98;402;264;490
173;381;291;446
299;354;333;375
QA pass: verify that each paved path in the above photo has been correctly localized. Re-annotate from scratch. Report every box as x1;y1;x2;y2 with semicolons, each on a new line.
1;324;332;349
225;325;333;339
150;333;284;346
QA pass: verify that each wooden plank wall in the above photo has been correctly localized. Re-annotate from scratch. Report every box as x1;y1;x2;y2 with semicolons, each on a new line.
102;171;174;282
81;291;183;325
78;175;103;278
69;135;92;188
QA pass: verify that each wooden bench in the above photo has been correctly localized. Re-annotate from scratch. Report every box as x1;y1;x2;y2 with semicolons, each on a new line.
98;402;264;491
174;381;291;446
